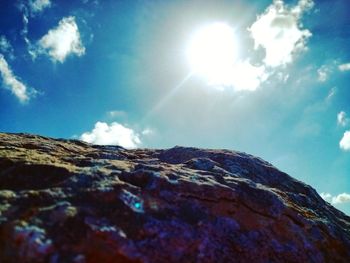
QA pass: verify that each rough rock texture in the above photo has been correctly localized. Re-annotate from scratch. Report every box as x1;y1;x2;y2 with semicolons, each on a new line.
0;132;349;263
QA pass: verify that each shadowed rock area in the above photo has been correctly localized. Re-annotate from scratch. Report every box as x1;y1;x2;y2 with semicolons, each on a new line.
0;132;349;263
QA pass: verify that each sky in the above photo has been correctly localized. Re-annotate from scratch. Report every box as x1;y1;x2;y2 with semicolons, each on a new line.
0;0;350;215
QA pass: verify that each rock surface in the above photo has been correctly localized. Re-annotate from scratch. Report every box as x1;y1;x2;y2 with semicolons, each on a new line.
0;132;349;263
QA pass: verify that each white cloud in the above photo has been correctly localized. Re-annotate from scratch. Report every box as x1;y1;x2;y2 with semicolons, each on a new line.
38;16;85;63
21;14;38;60
337;111;348;127
19;0;51;58
141;128;154;136
332;193;350;204
317;65;330;82
0;36;14;59
249;0;313;67
29;0;51;13
0;54;33;102
339;131;350;151
203;59;268;91
80;122;141;149
320;192;350;205
186;0;313;91
21;14;29;43
230;61;268;91
338;63;350;72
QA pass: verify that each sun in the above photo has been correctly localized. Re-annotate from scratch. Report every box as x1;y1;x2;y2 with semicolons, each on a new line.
187;22;238;85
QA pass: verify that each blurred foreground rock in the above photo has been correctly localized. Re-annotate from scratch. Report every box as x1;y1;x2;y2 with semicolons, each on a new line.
0;132;349;263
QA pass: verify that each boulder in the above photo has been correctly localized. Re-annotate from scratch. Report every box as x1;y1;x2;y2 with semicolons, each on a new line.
0;133;349;262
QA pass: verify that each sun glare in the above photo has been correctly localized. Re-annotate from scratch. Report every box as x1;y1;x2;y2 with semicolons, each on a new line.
187;22;238;85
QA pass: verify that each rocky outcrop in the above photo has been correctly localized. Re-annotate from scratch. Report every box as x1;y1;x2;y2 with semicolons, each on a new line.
0;132;349;263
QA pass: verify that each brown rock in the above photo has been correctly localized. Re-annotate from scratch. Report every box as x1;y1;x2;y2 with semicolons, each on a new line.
0;132;349;262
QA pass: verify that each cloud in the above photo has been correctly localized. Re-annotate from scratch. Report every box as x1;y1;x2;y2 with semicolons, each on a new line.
203;59;268;91
0;37;11;52
21;14;39;60
20;0;51;15
29;0;51;14
230;61;268;91
320;192;350;205
37;16;85;63
338;63;350;72
317;65;331;82
0;36;14;59
18;0;51;58
249;0;313;67
332;193;350;204
0;54;34;102
141;128;154;136
339;131;350;151
80;122;141;149
107;110;127;119
185;0;313;92
337;111;349;127
325;87;336;102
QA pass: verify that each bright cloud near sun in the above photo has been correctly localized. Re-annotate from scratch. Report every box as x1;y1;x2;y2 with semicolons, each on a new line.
80;121;141;149
186;23;267;91
38;16;85;63
186;0;313;91
230;61;268;91
0;54;33;102
249;0;313;67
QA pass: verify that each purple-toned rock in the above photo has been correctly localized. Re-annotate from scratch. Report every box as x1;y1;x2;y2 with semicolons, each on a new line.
0;132;349;262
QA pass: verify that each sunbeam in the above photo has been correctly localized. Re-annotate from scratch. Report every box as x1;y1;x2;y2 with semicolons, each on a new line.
142;72;193;122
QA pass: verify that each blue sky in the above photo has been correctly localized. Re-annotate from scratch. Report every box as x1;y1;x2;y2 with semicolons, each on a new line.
1;0;350;214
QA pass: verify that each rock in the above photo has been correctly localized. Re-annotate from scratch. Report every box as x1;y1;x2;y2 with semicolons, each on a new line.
0;132;349;263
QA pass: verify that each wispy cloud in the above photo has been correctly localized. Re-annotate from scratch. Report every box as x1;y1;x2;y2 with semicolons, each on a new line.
80;122;141;149
107;110;127;119
321;192;350;205
141;128;154;136
0;36;15;59
249;0;313;67
337;111;349;127
338;63;350;72
317;65;331;82
339;131;350;151
37;16;85;63
325;87;336;102
0;54;34;103
18;0;52;58
20;0;52;16
29;0;51;14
